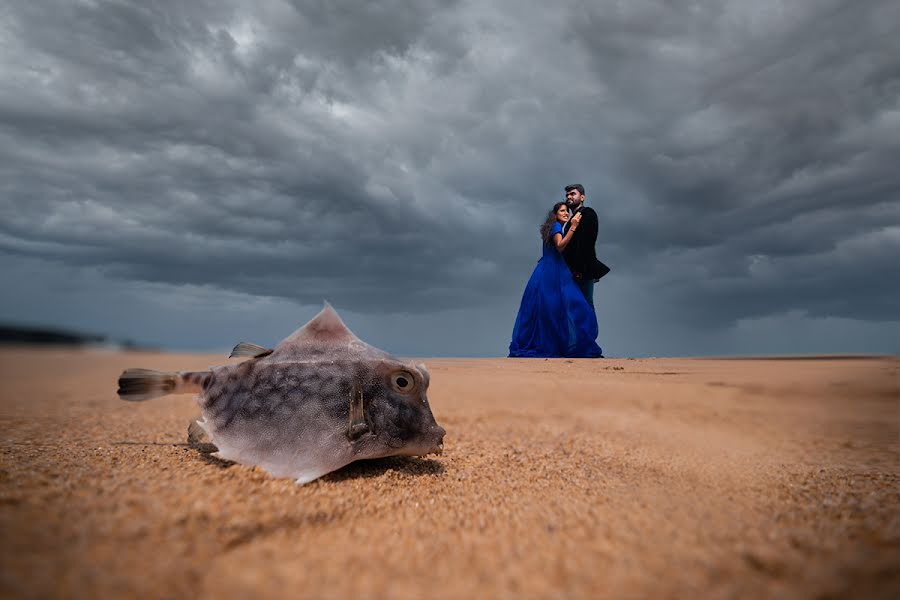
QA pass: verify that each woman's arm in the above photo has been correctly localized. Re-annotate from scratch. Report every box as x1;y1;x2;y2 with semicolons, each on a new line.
554;216;580;252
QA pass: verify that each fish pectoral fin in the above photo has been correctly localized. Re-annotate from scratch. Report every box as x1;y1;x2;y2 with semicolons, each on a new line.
295;470;327;485
348;386;369;440
229;342;274;359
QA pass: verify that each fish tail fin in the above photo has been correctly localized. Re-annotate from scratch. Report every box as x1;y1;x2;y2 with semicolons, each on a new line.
117;369;210;402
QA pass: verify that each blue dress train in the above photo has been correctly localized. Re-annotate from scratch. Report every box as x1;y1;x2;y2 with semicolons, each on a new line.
508;223;603;358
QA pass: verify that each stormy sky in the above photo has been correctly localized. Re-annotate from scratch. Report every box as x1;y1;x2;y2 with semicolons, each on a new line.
1;0;898;357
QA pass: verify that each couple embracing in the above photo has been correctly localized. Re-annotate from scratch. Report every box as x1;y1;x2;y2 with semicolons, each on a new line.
508;184;610;358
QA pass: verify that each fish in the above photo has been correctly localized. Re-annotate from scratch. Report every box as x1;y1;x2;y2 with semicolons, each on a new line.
117;304;446;484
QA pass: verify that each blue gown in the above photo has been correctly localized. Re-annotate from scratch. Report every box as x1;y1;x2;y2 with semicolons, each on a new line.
509;223;603;358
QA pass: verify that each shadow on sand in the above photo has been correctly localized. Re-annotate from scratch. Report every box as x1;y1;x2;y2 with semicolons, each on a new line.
112;440;444;480
112;440;235;468
322;456;445;483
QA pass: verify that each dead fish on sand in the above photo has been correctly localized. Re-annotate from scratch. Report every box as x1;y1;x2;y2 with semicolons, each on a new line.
117;304;445;484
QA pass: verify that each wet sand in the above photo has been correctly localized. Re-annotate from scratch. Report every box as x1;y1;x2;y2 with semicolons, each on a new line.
0;348;897;599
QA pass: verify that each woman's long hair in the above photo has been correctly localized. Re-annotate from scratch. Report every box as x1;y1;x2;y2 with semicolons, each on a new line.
540;202;567;245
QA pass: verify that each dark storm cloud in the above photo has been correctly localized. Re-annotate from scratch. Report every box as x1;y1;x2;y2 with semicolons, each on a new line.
569;0;900;325
1;0;898;342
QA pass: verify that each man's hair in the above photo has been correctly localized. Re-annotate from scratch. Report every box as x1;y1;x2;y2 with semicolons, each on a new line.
565;184;585;196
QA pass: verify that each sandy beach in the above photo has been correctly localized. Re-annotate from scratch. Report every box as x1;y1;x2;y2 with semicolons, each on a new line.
0;347;897;599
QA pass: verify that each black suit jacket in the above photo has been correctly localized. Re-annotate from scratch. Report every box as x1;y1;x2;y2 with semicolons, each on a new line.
563;206;610;281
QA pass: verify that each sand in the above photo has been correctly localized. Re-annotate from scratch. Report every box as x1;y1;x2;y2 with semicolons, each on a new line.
0;347;897;599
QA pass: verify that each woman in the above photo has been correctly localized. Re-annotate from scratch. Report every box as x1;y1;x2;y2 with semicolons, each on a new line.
508;202;603;358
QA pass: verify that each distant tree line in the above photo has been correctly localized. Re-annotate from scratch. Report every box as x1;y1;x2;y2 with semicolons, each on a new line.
0;324;106;346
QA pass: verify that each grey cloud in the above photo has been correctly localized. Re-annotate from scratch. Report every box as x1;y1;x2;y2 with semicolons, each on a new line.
285;0;462;65
569;0;900;327
0;0;898;355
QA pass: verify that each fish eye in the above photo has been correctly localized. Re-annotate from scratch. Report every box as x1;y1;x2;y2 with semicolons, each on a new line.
390;371;416;393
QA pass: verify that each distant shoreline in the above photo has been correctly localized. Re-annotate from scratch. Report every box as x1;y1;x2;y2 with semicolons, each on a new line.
0;324;105;346
0;324;156;351
0;342;892;362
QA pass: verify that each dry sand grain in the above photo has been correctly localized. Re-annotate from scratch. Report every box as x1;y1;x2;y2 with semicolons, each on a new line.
0;348;898;599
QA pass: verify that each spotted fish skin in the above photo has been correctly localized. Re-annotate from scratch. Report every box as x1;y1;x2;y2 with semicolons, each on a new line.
119;304;445;484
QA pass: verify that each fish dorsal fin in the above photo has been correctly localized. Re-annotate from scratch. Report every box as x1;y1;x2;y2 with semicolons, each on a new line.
229;342;274;359
278;303;360;349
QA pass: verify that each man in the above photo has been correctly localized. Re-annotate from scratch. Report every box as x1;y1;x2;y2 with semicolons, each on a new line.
562;184;610;311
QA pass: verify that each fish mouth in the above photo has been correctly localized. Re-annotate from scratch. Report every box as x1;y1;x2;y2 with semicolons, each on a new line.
431;425;446;456
410;425;444;457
